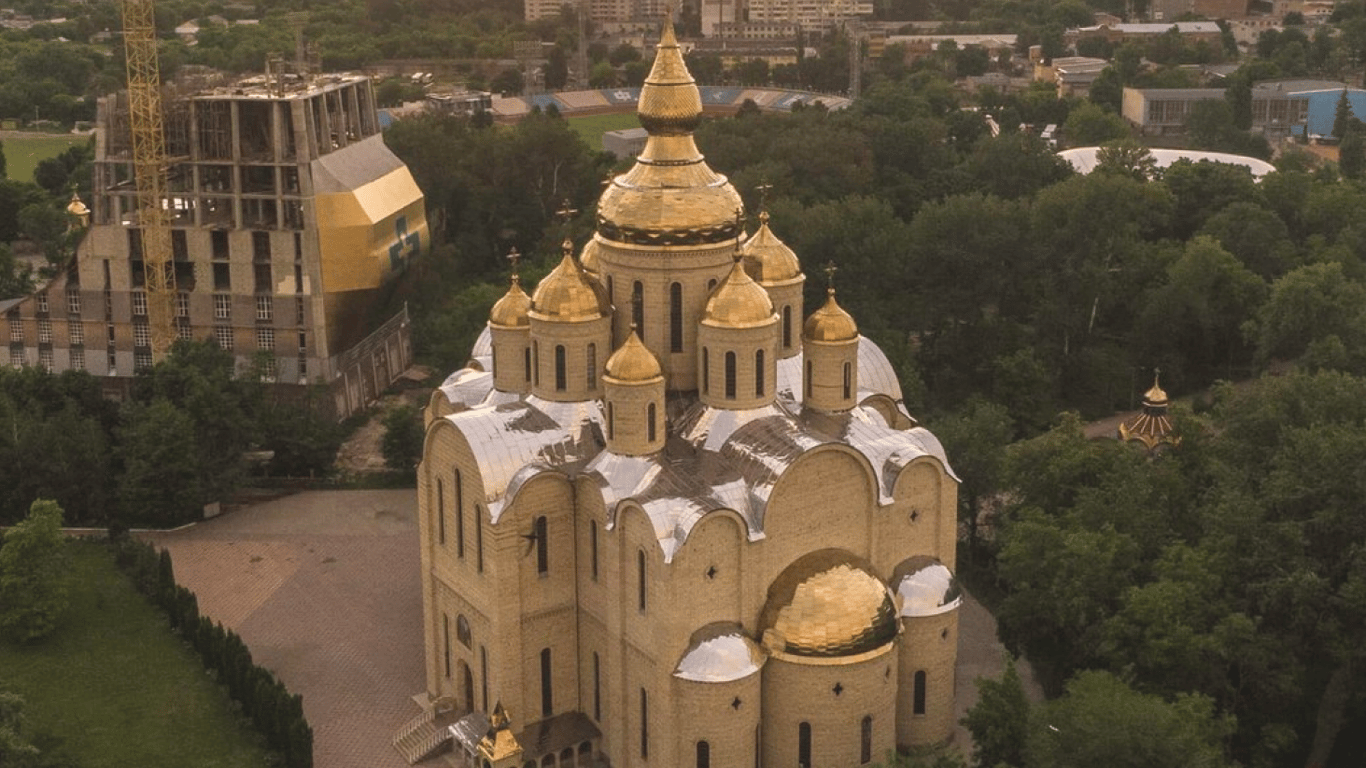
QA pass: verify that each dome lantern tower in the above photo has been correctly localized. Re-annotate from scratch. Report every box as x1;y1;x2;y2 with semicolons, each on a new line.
603;325;666;455
741;208;805;358
528;239;613;403
802;263;860;412
697;255;779;410
489;247;532;394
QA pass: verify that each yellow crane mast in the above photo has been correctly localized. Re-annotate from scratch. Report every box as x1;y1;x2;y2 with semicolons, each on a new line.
120;0;177;360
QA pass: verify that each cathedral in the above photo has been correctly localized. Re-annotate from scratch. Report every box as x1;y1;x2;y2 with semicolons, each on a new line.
415;21;961;768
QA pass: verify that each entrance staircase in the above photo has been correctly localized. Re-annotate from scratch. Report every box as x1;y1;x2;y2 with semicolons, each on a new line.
393;698;458;764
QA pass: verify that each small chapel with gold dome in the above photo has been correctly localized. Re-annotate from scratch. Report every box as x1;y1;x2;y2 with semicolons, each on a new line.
413;20;962;768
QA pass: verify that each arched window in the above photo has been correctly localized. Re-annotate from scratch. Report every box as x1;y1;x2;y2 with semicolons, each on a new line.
783;305;792;349
554;345;566;391
540;648;553;717
436;478;445;545
533;342;540;386
587;343;597;389
442;613;451;678
590;522;599;580
640;688;649;758
457;614;472;648
607;275;614;303
755;349;765;396
860;716;872;764
696;741;710;768
491;345;497;378
798;722;811;768
632;281;644;332
913;670;927;715
702;347;710;394
843;362;852;400
455;469;465;558
476;505;485;573
592;651;601;721
670;282;683;352
535;516;548;574
637;549;647;611
708;278;717;292
805;360;812;398
480;645;489;711
724;351;736;400
523;347;531;383
647;402;657;443
607;402;615;440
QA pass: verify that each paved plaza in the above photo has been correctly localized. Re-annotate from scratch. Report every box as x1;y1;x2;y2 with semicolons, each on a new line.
144;489;1035;768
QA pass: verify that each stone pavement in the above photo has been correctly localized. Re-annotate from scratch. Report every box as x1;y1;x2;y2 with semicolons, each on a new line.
145;490;424;768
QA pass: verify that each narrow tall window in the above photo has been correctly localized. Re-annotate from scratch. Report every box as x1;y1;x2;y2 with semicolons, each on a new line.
524;347;531;383
755;349;765;396
670;282;683;352
554;345;566;391
607;402;615;440
480;646;489;711
798;722;811;768
696;741;710;768
913;670;927;715
843;362;852;400
647;402;657;443
535;516;548;574
637;550;647;612
805;360;812;398
861;716;872;764
457;615;472;647
640;688;649;759
590;522;599;580
724;351;736;400
702;347;709;394
587;343;597;389
476;506;485;573
607;275;613;303
442;613;451;678
783;305;792;349
533;342;540;386
632;281;644;332
455;469;465;558
593;651;601;720
540;648;553;717
436;479;446;545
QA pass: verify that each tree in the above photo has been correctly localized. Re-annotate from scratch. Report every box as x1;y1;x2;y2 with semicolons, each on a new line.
0;140;6;180
1339;126;1365;179
1088;66;1123;113
1333;89;1355;139
1024;671;1235;768
932;399;1013;559
0;499;69;643
1251;261;1366;371
489;68;524;96
545;46;569;89
962;655;1030;768
1094;138;1157;181
115;398;206;527
382;403;423;473
588;61;617;87
0;691;40;767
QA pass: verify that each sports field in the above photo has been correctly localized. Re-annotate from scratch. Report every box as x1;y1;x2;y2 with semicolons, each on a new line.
1;134;87;183
567;112;640;150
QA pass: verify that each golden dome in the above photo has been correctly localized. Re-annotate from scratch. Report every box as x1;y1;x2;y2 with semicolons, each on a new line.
741;211;801;284
701;259;775;329
66;193;89;217
489;276;531;328
595;20;743;247
580;238;602;275
803;289;858;342
761;550;898;658
1143;373;1169;405
530;242;611;323
604;328;663;383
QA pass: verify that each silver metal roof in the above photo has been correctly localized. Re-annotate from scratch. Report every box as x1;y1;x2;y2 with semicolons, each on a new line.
673;623;766;682
892;556;962;618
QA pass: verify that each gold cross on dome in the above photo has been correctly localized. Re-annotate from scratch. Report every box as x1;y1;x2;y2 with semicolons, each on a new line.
824;261;837;290
732;207;746;261
555;199;578;224
755;181;773;210
506;247;521;274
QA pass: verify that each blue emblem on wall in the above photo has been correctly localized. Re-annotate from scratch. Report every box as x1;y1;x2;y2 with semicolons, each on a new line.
389;215;420;271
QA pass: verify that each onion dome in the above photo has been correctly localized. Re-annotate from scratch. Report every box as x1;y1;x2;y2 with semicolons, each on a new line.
530;240;611;323
701;259;775;329
673;623;765;682
804;288;858;342
1119;371;1180;452
605;328;663;382
489;274;531;328
741;211;801;284
760;550;898;658
66;192;89;218
580;237;602;275
891;557;962;618
595;20;744;247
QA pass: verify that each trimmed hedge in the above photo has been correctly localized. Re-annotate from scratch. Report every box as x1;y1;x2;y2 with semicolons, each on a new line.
113;538;314;768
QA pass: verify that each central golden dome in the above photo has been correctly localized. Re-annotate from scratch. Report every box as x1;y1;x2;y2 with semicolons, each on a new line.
701;259;775;329
595;21;743;247
530;242;611;323
761;550;898;658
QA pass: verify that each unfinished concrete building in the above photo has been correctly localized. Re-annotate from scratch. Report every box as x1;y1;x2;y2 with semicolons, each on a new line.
4;71;428;417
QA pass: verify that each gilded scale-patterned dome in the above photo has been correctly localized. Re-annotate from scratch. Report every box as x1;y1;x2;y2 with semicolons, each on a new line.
530;240;611;323
761;550;898;658
489;275;531;328
580;237;603;275
741;211;801;284
804;288;858;342
701;259;775;329
604;328;663;383
595;21;744;247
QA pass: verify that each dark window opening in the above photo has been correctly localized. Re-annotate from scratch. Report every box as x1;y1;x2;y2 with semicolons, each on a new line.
724;351;736;400
593;652;601;721
535;516;548;574
455;469;465;558
843;362;852;400
590;522;599;581
697;741;710;768
540;648;553;718
798;722;811;768
670;282;683;353
437;479;446;544
637;550;646;612
755;349;765;396
555;345;566;391
913;671;927;715
861;716;872;764
640;689;649;759
442;613;451;678
647;402;657;443
783;305;792;349
632;281;644;332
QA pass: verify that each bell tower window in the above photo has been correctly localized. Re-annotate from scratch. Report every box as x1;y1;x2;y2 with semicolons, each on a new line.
647;402;657;443
725;351;736;400
783;305;792;349
670;282;683;353
554;346;567;391
843;362;852;399
755;349;765;396
632;281;644;333
587;343;597;389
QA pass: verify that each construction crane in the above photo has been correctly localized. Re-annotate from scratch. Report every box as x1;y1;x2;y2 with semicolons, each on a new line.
120;0;177;361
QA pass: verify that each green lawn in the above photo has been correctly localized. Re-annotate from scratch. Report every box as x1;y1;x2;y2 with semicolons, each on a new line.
0;540;274;768
1;135;87;184
568;112;641;150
